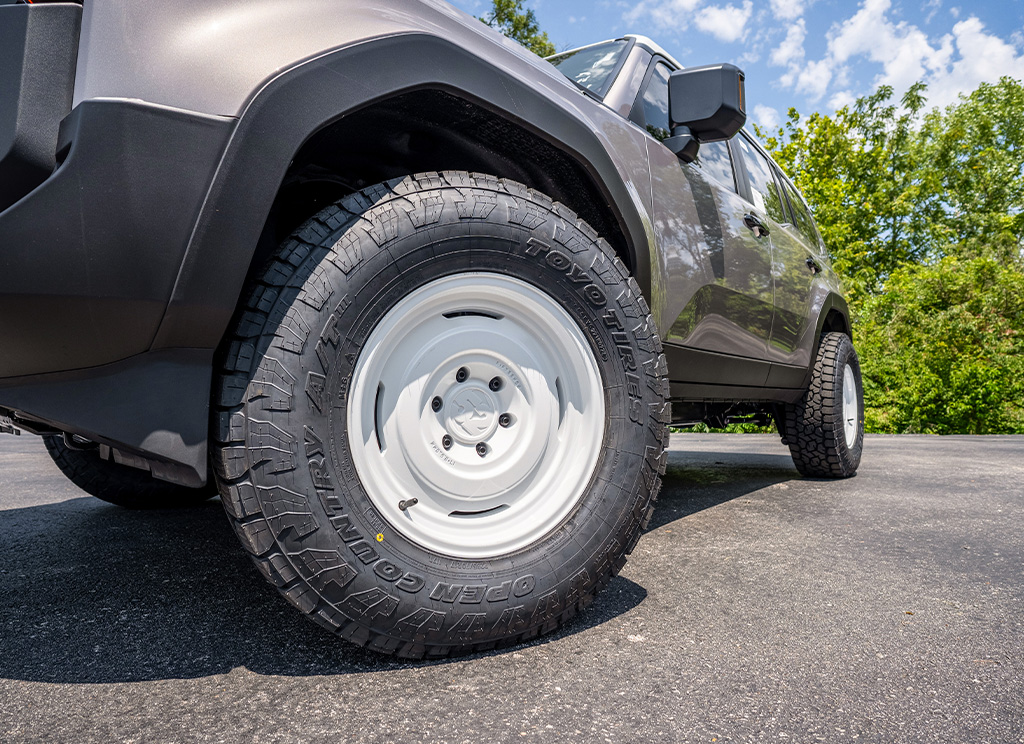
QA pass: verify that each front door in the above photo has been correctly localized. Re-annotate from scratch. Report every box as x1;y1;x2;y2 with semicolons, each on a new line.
637;60;775;386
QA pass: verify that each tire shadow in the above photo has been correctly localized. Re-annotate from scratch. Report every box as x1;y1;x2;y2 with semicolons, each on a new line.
0;497;646;683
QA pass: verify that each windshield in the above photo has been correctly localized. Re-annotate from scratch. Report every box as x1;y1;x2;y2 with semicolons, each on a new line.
548;40;629;99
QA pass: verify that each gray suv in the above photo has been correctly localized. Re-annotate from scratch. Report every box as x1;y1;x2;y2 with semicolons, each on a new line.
0;0;863;657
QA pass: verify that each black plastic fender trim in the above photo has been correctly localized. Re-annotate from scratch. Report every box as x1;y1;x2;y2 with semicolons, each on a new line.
795;291;852;389
151;32;652;350
0;99;234;378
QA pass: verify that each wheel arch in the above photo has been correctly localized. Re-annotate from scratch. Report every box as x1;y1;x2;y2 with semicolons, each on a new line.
819;294;851;343
802;291;853;388
150;33;652;352
820;300;852;341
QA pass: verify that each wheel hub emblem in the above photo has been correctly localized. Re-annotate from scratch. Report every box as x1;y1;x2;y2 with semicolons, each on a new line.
447;387;496;441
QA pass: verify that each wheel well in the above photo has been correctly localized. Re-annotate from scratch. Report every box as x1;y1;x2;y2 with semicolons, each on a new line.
821;308;850;339
250;88;633;280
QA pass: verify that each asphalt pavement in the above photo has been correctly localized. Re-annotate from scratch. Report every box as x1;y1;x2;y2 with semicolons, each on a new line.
1;433;1021;744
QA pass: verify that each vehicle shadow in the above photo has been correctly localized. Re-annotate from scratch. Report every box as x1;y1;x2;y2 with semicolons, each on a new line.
647;449;799;531
0;449;798;684
0;497;648;684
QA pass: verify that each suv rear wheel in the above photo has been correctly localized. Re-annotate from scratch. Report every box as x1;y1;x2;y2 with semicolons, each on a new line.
212;172;669;657
781;332;864;478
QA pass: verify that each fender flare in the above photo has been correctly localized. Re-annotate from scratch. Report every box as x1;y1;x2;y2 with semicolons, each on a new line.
801;290;853;389
815;291;852;341
151;33;652;350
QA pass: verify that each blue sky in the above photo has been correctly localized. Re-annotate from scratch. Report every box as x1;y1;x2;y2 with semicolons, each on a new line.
446;0;1024;130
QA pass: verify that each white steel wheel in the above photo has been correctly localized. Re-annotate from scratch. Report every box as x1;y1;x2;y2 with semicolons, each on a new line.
842;363;858;449
347;272;605;559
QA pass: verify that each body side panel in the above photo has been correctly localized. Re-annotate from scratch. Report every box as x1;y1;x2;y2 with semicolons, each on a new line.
74;0;607;119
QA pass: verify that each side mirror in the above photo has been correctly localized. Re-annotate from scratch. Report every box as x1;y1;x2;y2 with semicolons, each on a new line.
664;63;746;162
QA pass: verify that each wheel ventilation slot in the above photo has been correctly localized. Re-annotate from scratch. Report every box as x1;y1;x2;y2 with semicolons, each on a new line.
374;383;386;452
555;376;567;429
443;310;503;320
449;504;510;518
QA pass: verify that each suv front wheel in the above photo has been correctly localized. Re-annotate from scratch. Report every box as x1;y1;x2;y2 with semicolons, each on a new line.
212;172;669;657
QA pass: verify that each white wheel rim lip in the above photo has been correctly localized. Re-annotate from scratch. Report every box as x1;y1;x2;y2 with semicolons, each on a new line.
347;273;605;559
842;363;858;449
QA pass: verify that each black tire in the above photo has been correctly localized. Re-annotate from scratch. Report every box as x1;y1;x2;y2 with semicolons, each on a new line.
42;434;216;508
782;332;864;478
212;172;669;658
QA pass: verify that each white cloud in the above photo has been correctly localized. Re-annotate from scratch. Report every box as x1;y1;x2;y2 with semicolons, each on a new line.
769;0;805;22
625;0;752;43
795;58;833;100
753;104;781;128
826;0;952;96
737;49;761;65
925;17;1024;108
827;0;889;63
769;19;806;67
771;0;1024;111
623;0;702;28
828;90;856;110
694;1;754;43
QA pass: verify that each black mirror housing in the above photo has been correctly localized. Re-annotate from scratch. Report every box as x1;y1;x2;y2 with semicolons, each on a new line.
668;63;746;143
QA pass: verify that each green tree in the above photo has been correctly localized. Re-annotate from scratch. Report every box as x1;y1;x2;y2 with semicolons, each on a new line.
479;0;556;57
757;77;1024;434
917;77;1024;261
756;83;930;300
857;255;1024;434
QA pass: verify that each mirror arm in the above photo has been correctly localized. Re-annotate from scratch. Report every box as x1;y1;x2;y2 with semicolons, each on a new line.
664;126;700;163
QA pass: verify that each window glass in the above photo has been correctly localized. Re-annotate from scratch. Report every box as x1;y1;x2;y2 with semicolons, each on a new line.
693;140;735;191
640;63;672;142
548;40;629;98
781;178;821;250
735;135;786;223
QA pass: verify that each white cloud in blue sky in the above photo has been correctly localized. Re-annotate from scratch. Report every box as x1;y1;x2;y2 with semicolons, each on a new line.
446;0;1024;130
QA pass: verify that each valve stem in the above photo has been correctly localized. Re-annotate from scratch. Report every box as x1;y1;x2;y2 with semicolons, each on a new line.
398;498;419;511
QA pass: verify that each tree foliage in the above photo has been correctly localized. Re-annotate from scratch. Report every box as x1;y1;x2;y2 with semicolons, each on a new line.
758;77;1024;434
858;256;1024;434
917;79;1024;258
479;0;556;57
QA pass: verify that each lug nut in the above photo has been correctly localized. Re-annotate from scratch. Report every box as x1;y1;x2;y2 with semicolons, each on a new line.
442;435;453;450
499;413;512;428
431;396;443;412
489;376;503;391
476;442;488;457
456;367;469;383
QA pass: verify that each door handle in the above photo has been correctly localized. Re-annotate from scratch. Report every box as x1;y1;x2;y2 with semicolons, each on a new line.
743;212;770;237
806;257;821;274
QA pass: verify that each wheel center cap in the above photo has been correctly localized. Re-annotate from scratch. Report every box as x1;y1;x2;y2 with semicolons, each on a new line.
445;385;498;443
